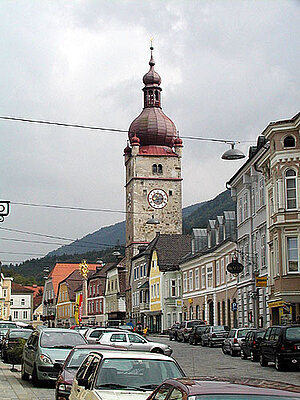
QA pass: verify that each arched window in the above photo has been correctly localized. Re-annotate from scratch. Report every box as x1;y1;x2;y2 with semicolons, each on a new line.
155;90;159;101
285;169;297;210
157;164;163;174
149;90;154;105
189;305;193;320
195;305;200;319
152;164;157;174
284;135;295;148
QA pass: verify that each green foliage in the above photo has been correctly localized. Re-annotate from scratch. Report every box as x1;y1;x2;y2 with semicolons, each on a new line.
182;190;236;233
7;338;26;365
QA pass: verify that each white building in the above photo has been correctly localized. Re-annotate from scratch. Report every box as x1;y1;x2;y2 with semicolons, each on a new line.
10;282;33;323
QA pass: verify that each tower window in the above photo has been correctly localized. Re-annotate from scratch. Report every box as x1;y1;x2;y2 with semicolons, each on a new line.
284;135;295;148
152;164;157;174
169;190;173;196
155;90;159;101
158;164;163;174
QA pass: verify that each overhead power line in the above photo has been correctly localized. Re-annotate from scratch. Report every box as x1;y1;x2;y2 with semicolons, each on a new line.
0;115;253;144
0;226;123;249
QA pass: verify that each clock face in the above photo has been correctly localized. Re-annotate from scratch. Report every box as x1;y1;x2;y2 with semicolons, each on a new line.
148;189;168;209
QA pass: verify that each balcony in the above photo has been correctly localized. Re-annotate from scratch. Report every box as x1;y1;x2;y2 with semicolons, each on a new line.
140;302;150;311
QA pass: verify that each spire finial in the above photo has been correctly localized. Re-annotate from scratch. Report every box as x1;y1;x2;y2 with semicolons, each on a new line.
149;37;155;67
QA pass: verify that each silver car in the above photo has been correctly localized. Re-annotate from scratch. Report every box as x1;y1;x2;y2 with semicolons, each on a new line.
99;331;173;356
85;327;126;343
222;328;252;356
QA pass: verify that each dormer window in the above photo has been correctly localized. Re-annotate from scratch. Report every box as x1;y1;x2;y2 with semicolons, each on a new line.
284;135;295;148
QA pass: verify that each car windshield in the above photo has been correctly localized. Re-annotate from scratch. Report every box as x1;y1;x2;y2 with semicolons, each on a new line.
286;327;300;341
67;348;95;368
0;323;17;329
193;396;300;400
0;328;9;335
10;330;32;339
256;331;265;339
237;329;251;338
95;358;183;390
40;331;86;348
212;326;227;332
187;321;202;328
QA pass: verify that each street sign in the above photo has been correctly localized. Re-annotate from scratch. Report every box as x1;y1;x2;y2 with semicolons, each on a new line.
226;258;243;274
231;302;237;311
256;276;267;287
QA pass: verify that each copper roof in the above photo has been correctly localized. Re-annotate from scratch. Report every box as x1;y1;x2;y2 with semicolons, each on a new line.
129;107;177;147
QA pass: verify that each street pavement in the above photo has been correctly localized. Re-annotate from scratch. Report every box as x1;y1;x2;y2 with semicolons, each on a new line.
0;335;299;399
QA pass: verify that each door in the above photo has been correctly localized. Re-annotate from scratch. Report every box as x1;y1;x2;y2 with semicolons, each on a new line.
128;333;149;351
24;333;39;374
269;327;281;361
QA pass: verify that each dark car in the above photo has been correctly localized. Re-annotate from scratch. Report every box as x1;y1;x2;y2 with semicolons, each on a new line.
201;325;229;347
177;320;205;342
240;328;266;361
168;323;181;341
55;344;127;400
1;328;32;363
259;324;300;371
189;325;207;345
145;377;300;400
0;322;18;349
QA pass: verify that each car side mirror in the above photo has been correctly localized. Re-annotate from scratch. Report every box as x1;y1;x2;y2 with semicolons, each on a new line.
77;377;89;389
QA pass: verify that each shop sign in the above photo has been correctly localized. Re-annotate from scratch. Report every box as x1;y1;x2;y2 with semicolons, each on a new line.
268;300;284;308
226;258;243;274
188;298;193;304
176;299;182;307
256;276;267;287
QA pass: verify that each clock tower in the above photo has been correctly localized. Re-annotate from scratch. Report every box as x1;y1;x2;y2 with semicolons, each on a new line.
124;46;183;263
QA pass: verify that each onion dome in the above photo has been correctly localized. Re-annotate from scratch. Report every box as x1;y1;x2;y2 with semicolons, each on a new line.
128;46;177;148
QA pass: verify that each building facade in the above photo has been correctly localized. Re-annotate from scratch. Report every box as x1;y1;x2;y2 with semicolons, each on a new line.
105;260;126;326
258;112;300;324
10;282;33;323
228;137;270;328
0;273;13;321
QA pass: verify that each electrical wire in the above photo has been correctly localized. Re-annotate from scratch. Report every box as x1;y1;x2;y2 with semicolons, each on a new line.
0;226;124;249
0;115;254;144
0;251;45;256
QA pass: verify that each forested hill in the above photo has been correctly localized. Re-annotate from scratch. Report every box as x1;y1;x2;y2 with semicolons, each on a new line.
7;190;235;284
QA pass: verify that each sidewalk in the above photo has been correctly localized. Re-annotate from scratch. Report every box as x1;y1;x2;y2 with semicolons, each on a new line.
0;361;54;400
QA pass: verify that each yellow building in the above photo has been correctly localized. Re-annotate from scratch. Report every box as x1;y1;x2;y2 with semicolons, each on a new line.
56;270;82;327
0;273;13;320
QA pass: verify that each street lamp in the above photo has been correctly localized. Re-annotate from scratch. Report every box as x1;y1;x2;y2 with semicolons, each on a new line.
146;215;160;225
222;143;245;160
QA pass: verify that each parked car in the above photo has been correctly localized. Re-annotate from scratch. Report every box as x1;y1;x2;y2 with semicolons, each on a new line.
55;344;127;400
99;331;173;355
69;350;185;400
240;328;266;361
259;324;300;371
84;327;126;343
21;327;86;385
188;325;208;345
0;322;18;349
145;377;300;400
177;320;205;342
201;325;229;347
1;328;32;363
168;323;181;341
222;328;252;356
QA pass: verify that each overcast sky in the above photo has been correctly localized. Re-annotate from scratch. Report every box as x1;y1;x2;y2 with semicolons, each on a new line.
1;0;299;265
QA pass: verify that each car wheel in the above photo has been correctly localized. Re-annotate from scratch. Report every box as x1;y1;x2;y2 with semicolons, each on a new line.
169;336;173;341
240;349;247;359
189;337;194;345
250;350;257;362
259;353;268;367
222;344;227;354
151;348;163;354
275;354;283;371
209;340;213;348
32;365;40;386
21;360;29;381
201;339;206;347
2;352;8;363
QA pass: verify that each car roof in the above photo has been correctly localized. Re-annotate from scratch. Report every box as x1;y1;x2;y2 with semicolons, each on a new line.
40;328;81;333
71;344;127;350
87;350;174;361
163;378;300;396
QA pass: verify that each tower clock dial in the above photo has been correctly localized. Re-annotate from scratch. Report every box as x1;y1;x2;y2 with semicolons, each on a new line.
148;189;168;209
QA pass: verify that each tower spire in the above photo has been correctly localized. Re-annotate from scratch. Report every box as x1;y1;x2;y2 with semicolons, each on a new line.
149;38;155;66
